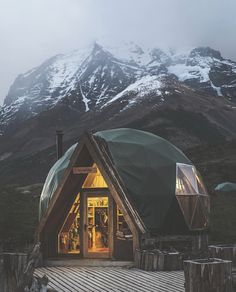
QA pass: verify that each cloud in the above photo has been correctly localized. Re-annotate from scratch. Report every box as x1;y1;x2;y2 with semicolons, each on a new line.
0;0;236;104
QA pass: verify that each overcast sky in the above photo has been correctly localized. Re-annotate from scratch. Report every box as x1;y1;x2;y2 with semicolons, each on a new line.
0;0;236;104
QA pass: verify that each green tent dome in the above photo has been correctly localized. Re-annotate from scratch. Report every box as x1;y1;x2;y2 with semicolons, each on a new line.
215;182;236;193
94;128;192;232
40;128;208;232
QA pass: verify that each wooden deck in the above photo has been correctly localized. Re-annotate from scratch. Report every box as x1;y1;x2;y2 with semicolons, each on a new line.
35;266;185;292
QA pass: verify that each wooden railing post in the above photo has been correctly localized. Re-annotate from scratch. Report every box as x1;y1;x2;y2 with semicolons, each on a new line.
184;258;232;292
0;243;57;292
1;253;28;292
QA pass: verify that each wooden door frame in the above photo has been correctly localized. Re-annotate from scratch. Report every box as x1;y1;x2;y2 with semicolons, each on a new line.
81;188;113;259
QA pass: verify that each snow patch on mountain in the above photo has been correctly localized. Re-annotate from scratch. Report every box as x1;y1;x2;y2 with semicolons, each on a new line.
80;85;90;112
103;75;163;107
48;48;93;96
1;43;236;133
210;81;223;96
168;63;210;82
168;53;220;83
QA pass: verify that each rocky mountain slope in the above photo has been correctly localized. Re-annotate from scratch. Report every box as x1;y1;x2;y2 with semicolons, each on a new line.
0;42;236;186
1;43;236;133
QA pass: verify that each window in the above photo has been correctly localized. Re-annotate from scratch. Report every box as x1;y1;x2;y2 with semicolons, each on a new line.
82;164;108;188
58;193;81;254
175;163;209;230
176;163;207;195
116;208;133;240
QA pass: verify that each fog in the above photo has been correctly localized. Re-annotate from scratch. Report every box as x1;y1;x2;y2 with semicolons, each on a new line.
0;0;236;104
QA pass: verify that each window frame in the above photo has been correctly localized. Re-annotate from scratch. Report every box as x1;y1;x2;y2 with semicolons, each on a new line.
175;163;208;196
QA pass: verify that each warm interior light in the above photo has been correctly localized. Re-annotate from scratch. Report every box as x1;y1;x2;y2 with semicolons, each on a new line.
83;164;108;188
58;193;81;254
116;209;132;240
57;164;109;255
87;196;109;253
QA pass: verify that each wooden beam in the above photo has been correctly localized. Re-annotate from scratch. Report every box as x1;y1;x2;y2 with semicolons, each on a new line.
87;135;145;253
72;167;97;174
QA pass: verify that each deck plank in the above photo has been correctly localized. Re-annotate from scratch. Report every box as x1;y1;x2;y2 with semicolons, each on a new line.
97;268;174;292
77;267;147;292
56;266;114;292
35;266;185;292
108;268;184;292
68;267;133;292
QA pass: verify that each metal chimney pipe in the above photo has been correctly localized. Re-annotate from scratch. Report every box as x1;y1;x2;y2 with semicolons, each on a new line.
56;130;63;160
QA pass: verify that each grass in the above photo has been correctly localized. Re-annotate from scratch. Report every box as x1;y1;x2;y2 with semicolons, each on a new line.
0;185;40;251
210;193;236;243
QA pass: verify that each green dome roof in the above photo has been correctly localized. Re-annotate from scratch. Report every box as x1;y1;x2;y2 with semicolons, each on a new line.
94;128;191;231
40;128;193;231
215;182;236;192
39;143;77;219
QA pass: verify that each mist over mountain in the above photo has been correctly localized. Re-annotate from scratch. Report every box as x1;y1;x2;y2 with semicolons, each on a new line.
1;42;236;133
1;0;236;105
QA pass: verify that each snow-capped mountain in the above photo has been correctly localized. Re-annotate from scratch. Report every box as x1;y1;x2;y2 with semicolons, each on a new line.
169;47;236;98
1;42;236;188
1;42;236;134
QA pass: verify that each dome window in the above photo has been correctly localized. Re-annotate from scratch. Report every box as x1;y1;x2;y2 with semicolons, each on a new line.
175;163;209;230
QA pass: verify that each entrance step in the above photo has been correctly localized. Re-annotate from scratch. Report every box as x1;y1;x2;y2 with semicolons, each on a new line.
44;258;134;267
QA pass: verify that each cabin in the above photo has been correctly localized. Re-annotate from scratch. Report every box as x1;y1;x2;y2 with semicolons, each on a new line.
37;128;209;260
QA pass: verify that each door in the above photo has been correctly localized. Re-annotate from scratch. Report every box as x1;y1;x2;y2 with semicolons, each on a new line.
83;191;113;258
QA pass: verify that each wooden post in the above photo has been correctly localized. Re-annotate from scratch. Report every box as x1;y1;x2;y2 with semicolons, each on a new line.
140;250;147;270
209;245;236;266
152;250;165;271
0;243;54;292
144;252;155;271
157;251;165;270
134;249;183;271
153;251;159;271
1;253;28;292
164;252;183;271
134;249;142;268
184;258;232;292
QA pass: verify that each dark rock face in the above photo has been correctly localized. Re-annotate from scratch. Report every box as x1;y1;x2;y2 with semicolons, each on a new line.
189;47;223;60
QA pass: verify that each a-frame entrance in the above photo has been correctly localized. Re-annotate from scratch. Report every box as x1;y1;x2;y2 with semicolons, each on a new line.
38;134;144;259
57;164;114;258
57;163;133;259
58;189;113;258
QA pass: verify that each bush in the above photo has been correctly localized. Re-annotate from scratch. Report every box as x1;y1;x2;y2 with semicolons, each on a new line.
210;193;236;243
0;185;40;251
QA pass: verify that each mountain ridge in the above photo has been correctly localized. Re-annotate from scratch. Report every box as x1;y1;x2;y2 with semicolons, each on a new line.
1;43;236;135
0;42;236;187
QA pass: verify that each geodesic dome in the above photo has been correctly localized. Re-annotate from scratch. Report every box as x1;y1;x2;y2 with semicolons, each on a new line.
95;128;209;232
39;128;209;233
215;182;236;193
